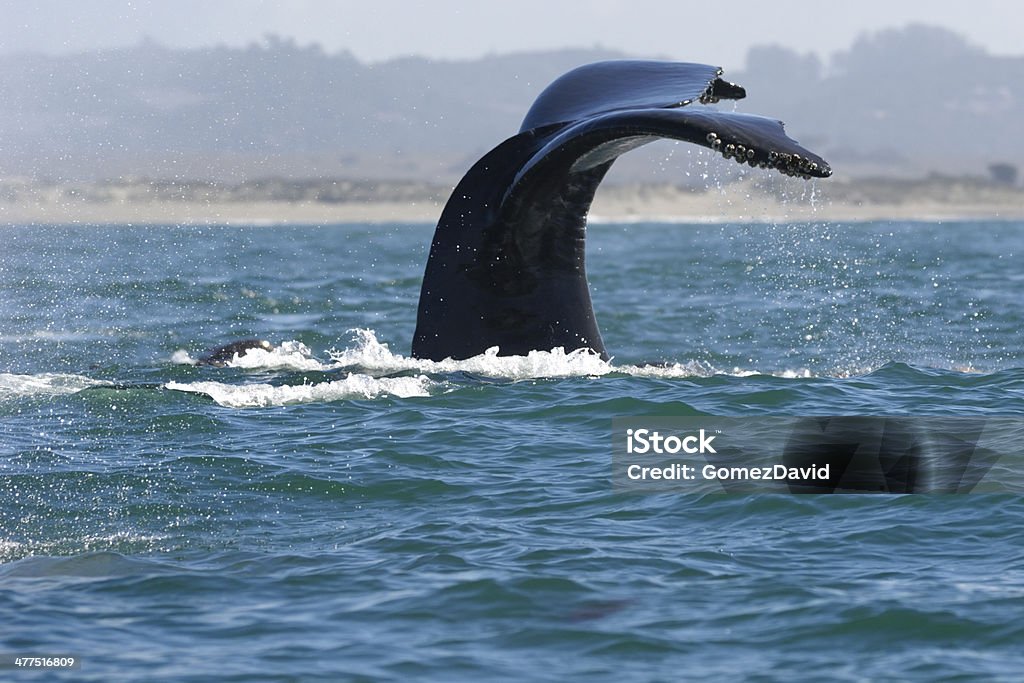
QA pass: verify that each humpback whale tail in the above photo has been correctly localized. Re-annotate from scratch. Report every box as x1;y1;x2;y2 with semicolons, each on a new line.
412;60;831;361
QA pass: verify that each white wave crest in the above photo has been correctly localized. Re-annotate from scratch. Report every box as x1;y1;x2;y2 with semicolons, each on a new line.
169;330;727;380
170;340;331;371
0;372;111;400
619;361;722;378
170;349;197;365
225;340;331;371
330;328;720;379
165;373;435;407
330;330;611;378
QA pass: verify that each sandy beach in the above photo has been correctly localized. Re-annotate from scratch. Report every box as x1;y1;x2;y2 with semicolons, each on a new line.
3;177;1024;225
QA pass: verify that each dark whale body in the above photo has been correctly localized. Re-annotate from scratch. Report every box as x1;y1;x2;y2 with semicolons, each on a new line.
197;339;274;366
412;60;831;361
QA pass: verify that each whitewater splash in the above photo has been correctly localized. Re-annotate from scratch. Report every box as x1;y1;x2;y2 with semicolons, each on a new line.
3;331;811;409
172;330;725;380
165;375;435;408
161;329;739;407
169;340;326;371
329;329;725;380
0;372;112;400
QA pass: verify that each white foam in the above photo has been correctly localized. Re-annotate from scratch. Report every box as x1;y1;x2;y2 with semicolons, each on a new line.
170;349;196;365
330;330;614;378
0;372;111;400
331;328;725;379
349;329;851;379
171;341;330;370
224;340;331;371
618;360;721;378
171;330;797;381
165;373;435;407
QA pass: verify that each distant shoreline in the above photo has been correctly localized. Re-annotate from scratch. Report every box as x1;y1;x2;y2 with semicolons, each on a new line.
4;177;1024;225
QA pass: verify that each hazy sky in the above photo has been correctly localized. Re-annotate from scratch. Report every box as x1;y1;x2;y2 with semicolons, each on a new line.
2;0;1022;69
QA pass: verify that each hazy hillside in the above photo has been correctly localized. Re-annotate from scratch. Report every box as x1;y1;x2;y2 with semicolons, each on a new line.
2;25;1021;183
731;25;1024;178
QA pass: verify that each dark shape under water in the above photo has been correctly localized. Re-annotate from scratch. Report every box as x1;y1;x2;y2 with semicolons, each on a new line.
780;417;1001;493
412;60;831;361
197;339;274;366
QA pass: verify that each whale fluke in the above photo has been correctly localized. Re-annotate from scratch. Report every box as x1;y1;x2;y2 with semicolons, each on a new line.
518;61;745;131
197;339;274;366
412;60;831;361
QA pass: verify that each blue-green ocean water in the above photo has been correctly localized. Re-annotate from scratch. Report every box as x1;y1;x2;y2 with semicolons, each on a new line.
2;220;1023;681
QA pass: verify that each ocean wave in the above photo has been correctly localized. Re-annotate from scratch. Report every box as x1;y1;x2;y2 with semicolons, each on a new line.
172;329;718;379
170;340;331;371
223;340;330;371
332;329;614;378
165;373;436;407
0;372;111;400
0;533;169;566
329;328;801;380
168;330;902;382
169;349;198;365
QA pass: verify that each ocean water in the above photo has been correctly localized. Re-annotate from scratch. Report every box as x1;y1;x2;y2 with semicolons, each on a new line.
1;220;1023;681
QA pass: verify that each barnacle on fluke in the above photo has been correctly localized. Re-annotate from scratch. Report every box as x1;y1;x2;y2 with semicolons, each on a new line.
412;60;832;362
708;132;826;178
694;69;830;179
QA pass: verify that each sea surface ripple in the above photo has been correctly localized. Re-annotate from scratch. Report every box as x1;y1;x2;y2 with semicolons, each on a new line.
1;221;1023;681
